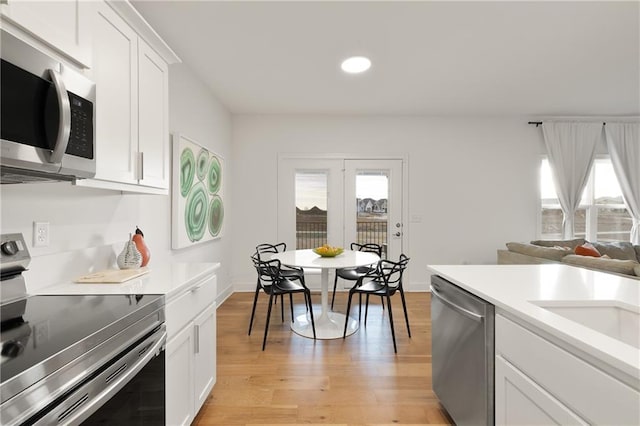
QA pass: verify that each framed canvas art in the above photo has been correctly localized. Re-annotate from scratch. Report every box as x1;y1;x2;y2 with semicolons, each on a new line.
172;133;224;249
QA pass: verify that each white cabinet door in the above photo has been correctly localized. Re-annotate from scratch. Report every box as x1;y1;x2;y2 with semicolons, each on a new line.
495;355;587;425
496;314;640;424
1;0;92;67
166;325;194;426
193;304;217;413
90;2;138;185
138;39;169;189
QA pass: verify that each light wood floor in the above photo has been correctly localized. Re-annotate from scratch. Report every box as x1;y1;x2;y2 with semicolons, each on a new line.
193;291;453;425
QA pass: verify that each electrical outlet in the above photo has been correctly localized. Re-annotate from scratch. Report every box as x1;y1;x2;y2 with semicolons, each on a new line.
33;222;50;247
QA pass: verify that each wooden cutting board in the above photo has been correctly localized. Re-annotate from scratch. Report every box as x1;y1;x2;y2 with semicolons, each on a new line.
75;267;150;283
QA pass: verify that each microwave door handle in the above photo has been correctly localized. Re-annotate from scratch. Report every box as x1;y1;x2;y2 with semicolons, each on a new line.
47;68;71;164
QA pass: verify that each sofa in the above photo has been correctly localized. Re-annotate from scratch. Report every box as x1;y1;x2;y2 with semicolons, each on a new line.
498;238;640;280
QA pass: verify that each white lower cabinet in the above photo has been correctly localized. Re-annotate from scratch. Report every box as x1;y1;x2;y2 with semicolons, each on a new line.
166;325;195;426
193;304;217;410
495;355;587;425
495;313;640;425
166;274;217;424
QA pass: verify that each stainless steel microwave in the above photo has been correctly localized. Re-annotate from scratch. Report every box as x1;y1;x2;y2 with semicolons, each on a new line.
0;30;96;184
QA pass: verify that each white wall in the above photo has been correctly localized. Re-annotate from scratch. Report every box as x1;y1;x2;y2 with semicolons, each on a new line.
0;64;233;300
231;115;545;291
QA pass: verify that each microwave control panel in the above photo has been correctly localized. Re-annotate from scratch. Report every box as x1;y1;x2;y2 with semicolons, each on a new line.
65;92;94;160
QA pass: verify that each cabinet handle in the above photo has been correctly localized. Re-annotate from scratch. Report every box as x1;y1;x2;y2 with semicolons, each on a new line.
191;281;205;292
194;324;200;354
139;152;144;180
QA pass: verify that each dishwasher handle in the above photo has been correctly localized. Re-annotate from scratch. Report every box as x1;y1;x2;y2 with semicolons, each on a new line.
430;285;484;322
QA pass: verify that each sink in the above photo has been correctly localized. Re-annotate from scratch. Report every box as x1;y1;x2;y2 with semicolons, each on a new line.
532;301;640;349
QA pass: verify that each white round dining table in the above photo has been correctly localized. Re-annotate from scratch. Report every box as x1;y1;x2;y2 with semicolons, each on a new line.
271;249;379;339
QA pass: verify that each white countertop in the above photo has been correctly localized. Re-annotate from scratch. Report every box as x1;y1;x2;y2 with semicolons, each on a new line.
35;262;220;300
428;264;640;381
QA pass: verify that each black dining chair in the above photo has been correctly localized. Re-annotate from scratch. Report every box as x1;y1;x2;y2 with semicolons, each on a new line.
249;254;316;350
255;242;308;313
256;242;306;285
342;254;410;353
331;242;382;310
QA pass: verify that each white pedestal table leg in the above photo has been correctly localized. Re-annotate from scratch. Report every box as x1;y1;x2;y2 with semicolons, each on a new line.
291;268;359;339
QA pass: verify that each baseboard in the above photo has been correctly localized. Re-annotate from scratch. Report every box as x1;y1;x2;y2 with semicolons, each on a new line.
216;281;235;306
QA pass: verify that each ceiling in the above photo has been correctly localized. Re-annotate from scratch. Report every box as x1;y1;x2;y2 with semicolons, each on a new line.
131;1;639;116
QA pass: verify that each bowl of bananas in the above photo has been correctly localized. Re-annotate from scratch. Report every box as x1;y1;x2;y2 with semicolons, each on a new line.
312;244;344;257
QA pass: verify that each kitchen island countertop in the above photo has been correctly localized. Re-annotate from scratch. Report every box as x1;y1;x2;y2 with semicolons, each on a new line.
35;262;220;299
428;264;640;382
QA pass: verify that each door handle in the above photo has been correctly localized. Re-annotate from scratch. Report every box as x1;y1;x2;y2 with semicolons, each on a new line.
394;232;401;237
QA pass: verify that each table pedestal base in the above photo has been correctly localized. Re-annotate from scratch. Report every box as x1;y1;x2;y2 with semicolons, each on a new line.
291;310;358;340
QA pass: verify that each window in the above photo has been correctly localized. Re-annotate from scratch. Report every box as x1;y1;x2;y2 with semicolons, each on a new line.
540;158;632;241
355;171;389;257
295;171;327;249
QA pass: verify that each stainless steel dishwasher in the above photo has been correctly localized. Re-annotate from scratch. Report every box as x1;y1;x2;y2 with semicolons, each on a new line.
430;274;495;425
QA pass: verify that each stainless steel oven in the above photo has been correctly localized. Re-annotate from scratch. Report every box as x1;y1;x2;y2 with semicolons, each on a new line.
0;234;166;425
0;30;96;184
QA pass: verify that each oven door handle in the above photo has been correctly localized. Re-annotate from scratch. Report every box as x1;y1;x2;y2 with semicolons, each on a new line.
47;68;71;165
34;327;167;426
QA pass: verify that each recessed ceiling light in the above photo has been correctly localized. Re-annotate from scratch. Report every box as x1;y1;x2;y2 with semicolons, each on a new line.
341;56;371;74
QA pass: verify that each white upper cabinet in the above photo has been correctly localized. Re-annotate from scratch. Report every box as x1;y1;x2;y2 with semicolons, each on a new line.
89;2;139;185
77;0;179;194
0;0;93;68
138;39;169;189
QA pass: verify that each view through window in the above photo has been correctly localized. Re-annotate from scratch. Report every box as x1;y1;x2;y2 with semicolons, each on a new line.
295;170;391;251
295;171;327;249
540;158;632;241
355;172;389;257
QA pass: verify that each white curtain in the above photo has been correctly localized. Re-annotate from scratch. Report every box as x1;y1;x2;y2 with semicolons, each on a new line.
605;123;640;244
542;122;602;239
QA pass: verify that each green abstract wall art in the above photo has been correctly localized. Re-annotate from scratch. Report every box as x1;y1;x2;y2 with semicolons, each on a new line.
172;134;224;249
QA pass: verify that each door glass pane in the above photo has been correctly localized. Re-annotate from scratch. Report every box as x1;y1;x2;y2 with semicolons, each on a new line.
356;171;388;257
295;171;327;249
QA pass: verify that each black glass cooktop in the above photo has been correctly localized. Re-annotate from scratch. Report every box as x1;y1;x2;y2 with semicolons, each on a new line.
0;294;163;388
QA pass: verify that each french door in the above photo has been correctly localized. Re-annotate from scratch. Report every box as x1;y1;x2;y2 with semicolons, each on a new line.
344;159;403;260
277;156;404;285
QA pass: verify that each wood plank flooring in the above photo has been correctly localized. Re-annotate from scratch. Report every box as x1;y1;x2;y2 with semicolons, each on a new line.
193;291;453;425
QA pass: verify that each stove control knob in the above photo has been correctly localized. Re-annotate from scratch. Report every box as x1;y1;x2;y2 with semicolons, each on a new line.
1;241;19;256
1;341;24;358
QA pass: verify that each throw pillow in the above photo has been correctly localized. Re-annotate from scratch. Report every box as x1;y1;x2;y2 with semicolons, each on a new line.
575;243;601;257
590;241;637;261
531;238;586;249
635;264;640;277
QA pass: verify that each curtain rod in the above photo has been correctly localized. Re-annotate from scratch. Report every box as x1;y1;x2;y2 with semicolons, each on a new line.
528;121;606;127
